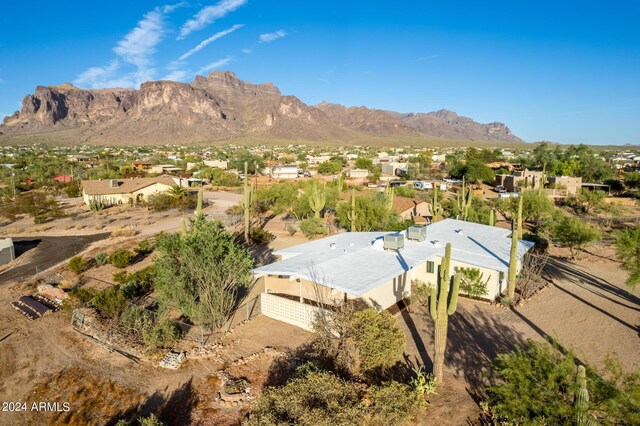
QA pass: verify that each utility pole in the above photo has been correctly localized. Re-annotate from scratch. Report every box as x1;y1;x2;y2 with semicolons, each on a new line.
11;172;16;199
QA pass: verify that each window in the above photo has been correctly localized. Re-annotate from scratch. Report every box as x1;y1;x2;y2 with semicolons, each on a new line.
426;261;435;273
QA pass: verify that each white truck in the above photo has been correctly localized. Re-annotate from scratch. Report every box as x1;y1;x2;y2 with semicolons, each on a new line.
413;181;433;190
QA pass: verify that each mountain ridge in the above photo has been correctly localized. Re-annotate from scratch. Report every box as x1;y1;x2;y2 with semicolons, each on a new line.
1;71;523;145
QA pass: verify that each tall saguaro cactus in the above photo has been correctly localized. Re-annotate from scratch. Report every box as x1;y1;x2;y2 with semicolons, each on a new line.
384;181;395;210
196;189;204;218
243;161;252;242
336;173;345;193
429;243;461;383
432;186;443;221
507;219;518;301
489;209;496;226
347;189;358;232
309;182;326;219
516;194;524;239
457;177;473;221
574;365;595;426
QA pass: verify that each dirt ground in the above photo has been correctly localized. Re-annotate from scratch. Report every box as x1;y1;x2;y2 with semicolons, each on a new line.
397;252;640;424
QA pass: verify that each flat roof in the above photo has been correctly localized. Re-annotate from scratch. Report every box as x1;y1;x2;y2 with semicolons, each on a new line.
0;238;13;250
253;219;534;296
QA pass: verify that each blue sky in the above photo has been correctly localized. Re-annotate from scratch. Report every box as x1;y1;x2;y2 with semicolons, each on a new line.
0;0;638;145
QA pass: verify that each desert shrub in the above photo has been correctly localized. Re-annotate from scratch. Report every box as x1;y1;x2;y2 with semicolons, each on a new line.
368;381;425;425
68;256;90;275
115;413;164;426
112;267;154;293
92;287;127;318
64;184;81;198
550;216;601;257
133;240;154;255
458;267;489;298
485;340;640;425
142;319;182;350
299;217;326;239
120;281;142;299
249;226;275;245
111;227;136;237
108;249;134;268
351;309;406;377
94;252;108;266
68;287;96;304
0;191;65;223
247;369;363;426
147;192;197;212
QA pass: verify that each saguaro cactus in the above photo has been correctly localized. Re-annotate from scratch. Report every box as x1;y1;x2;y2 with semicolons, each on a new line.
457;177;472;221
384;181;395;210
432;186;443;221
516;194;524;239
243;161;252;242
429;243;461;383
181;218;188;236
309;182;326;218
489;209;496;226
575;365;595;425
336;173;345;193
196;189;204;218
506;219;518;301
347;189;358;232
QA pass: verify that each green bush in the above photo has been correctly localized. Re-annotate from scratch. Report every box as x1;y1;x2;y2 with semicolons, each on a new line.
143;319;182;350
68;256;90;275
68;287;97;304
120;281;142;299
458;267;489;298
64;184;81;198
92;286;127;318
108;249;134;268
368;381;425;425
133;240;154;256
351;309;406;377
523;233;549;254
94;252;108;266
299;217;326;239
249;226;275;245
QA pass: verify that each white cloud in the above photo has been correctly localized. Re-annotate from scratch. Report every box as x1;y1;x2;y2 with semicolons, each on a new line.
259;29;286;43
178;24;243;61
241;48;252;54
74;4;180;88
197;57;233;75
178;0;247;39
162;70;190;81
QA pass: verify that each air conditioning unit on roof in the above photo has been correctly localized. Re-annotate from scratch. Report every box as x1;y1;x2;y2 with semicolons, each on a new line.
407;225;427;241
383;234;405;251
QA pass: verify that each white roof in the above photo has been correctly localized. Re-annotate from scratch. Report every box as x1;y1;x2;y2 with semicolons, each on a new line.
253;219;534;296
0;238;13;250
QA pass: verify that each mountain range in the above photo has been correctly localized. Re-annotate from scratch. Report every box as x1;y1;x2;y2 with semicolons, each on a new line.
0;71;523;145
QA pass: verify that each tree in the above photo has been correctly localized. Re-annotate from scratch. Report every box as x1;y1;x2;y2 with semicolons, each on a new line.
463;159;496;184
335;194;400;231
0;191;65;223
167;185;187;200
355;157;374;170
575;189;606;214
551;216;600;258
624;172;640;190
153;219;253;327
317;161;343;175
614;226;640;289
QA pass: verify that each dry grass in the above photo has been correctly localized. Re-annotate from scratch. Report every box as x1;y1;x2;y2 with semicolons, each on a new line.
111;227;137;237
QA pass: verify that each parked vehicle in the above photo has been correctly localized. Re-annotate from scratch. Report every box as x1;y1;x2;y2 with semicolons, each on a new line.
413;181;433;190
494;185;507;193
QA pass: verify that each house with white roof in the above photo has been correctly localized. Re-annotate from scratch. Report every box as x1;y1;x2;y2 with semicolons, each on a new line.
253;219;534;330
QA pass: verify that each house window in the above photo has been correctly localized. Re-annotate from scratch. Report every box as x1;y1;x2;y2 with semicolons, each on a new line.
426;261;435;273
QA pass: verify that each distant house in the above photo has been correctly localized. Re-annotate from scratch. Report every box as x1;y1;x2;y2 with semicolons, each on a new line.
495;169;544;192
392;196;431;224
53;174;73;183
131;161;152;172
271;165;301;179
81;177;178;206
253;219;534;330
347;168;369;179
149;164;182;174
0;238;15;266
547;176;583;196
203;159;229;169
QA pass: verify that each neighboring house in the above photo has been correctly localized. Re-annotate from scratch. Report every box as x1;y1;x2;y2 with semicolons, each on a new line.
381;162;408;176
495;169;544;192
81;177;177;206
53;174;73;183
271;165;301;179
253;219;534;330
393;196;431;223
547;176;583;196
204;159;229;169
149;164;182;174
131;161;152;172
348;168;369;179
0;238;15;266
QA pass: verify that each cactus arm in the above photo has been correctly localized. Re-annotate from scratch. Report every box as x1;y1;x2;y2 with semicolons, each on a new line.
507;221;518;300
575;365;590;426
517;195;524;239
429;284;437;320
196;189;203;217
181;218;187;236
447;273;460;315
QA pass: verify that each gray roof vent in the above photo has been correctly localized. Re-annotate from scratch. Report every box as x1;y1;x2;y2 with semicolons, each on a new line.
455;229;464;235
330;243;336;249
383;234;405;251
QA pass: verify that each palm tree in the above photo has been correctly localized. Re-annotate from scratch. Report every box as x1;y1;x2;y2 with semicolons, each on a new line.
168;185;187;199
